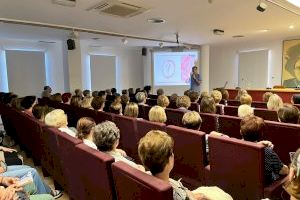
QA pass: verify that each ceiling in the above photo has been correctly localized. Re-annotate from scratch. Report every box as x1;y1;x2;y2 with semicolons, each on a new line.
0;0;300;46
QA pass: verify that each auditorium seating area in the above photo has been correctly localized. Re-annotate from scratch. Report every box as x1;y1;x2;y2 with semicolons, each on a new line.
1;90;299;199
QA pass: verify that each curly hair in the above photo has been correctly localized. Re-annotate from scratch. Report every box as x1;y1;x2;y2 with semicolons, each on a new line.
176;95;191;109
157;95;170;108
93;121;120;151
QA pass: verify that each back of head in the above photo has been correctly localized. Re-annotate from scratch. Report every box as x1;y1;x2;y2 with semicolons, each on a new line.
236;89;248;100
83;90;91;97
121;89;128;95
184;90;191;97
263;92;273;103
157;95;170;108
128;88;134;95
189;91;200;103
70;95;82;107
240;115;265;142
149;106;167;123
211;90;222;104
93;121;120;151
91;96;105;110
45;109;67;128
124;102;139;118
200;91;209;99
110;102;122;114
135;92;146;103
176;95;191;109
200;97;216;114
32;104;49;121
170;93;178;103
278;104;300;124
144;85;152;94
62;93;72;103
121;94;130;105
76;117;96;140
21;96;36;109
81;96;93;109
221;89;229;100
240;94;252;106
74;89;83;97
98;91;106;98
157;88;164;96
113;93;121;103
182;111;202;130
50;93;62;103
238;104;254;118
92;91;99;98
105;89;112;95
267;94;283;111
138;130;174;175
292;94;300;104
111;88;117;94
44;86;51;91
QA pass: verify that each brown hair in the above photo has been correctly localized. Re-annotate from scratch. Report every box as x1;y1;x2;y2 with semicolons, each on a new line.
189;91;200;103
157;95;170;108
262;92;273;103
121;94;130;105
156;88;164;96
91;96;105;110
170;93;178;103
221;89;229;100
76;117;96;140
70;96;82;107
278;104;300;124
138;130;174;175
240;115;265;142
200;97;216;113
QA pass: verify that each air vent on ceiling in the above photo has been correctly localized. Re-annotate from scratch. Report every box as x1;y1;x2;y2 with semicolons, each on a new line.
52;0;76;7
87;0;149;18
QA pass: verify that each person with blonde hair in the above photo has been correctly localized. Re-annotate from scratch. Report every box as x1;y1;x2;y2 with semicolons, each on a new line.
182;111;202;130
240;94;252;106
124;102;139;118
70;95;82;107
45;109;76;137
81;96;93;109
235;89;247;101
110;102;123;115
135;92;147;106
238;104;254;118
263;92;273;103
149;106;167;123
138;130;233;200
76;117;97;149
200;97;216;114
93;121;145;171
157;95;170;109
211;90;222;104
267;94;283;111
278;104;300;124
176;96;191;110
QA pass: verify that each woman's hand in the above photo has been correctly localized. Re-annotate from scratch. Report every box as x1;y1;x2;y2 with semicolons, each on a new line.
0;185;22;200
1;177;19;187
257;140;274;149
0;147;17;153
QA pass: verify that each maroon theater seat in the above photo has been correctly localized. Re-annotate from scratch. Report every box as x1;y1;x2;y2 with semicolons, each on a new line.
227;100;240;106
73;107;98;122
136;120;166;142
148;94;158;99
146;98;157;106
189;102;200;112
254;108;278;122
165;108;186;127
168;101;177;109
224;106;238;116
76;143;115;200
166;125;207;188
114;115;139;161
217;115;242;139
56;132;82;198
199;113;218;134
252;101;267;109
95;111;113;124
111;161;173;200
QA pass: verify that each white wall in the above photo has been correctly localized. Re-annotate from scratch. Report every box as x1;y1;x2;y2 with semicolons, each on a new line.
209;39;282;91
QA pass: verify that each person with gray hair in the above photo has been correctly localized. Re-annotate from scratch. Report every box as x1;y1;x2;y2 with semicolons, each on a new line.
93;121;145;171
135;92;147;106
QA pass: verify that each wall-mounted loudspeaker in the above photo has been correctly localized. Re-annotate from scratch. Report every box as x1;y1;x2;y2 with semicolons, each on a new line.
142;47;147;56
67;39;76;50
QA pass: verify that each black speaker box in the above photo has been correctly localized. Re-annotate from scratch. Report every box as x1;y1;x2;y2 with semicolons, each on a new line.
142;47;147;56
67;39;76;50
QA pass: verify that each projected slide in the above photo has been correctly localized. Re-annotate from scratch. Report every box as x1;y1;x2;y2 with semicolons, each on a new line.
153;51;198;86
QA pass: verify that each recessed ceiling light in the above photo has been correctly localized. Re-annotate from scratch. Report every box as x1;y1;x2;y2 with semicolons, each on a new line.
257;29;270;33
232;35;245;38
147;18;166;24
289;25;295;29
286;0;300;8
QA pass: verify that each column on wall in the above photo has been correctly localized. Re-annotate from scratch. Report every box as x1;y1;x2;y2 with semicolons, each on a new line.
200;45;210;92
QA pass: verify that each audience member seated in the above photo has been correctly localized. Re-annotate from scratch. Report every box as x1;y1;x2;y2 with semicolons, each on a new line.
121;94;129;105
220;89;229;105
92;91;98;98
45;109;77;137
189;91;200;103
263;92;273;103
144;85;152;95
1;166;62;198
110;102;123;115
149;106;167;124
284;147;300;200
62;93;71;104
267;94;283;112
41;86;52;98
83;90;91;97
200;97;216;114
184;90;191;97
70;95;82;107
291;94;300;104
32;104;49;122
240;115;289;185
98;90;106;99
176;96;191;111
199;91;209;103
11;96;23;111
74;89;83;97
235;89;247;101
91;96;105;112
93;121;145;171
111;88;117;95
240;94;252;106
182;111;202;130
169;93;178;108
124;103;139;118
50;93;62;103
278;104;300;124
157;88;164;96
238;104;254;118
157;95;170;109
76;117;97;149
211;90;224;114
105;89;112;96
128;88;135;97
81;96;93;109
138;130;233;200
135;88;141;95
136;92;147;106
21;96;37;117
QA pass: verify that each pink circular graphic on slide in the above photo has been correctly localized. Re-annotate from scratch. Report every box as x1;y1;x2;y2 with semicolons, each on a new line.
181;55;195;83
162;60;176;79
